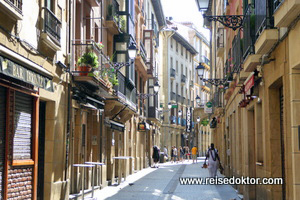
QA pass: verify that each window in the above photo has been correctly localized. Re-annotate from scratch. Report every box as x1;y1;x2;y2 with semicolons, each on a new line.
181;46;183;56
176;60;178;72
176;42;178;52
170;57;173;69
171;38;173;48
181;64;183;75
186;49;188;59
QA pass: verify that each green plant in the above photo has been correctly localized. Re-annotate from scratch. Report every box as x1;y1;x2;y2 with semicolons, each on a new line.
101;68;119;86
77;52;99;68
109;73;119;86
119;15;126;32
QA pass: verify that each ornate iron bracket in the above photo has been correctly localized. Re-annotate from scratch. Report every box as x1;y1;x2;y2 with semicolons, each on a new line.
203;14;244;31
202;78;227;86
137;93;157;100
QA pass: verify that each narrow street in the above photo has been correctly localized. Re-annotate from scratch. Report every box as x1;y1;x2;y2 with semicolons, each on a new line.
94;159;239;200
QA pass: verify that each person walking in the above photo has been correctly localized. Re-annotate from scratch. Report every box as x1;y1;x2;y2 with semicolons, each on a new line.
171;146;174;163
173;146;178;163
204;143;220;177
152;146;160;168
185;146;190;162
191;146;198;164
179;146;184;163
163;146;168;161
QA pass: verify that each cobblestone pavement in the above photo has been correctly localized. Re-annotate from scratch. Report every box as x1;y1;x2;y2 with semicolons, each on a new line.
93;158;239;200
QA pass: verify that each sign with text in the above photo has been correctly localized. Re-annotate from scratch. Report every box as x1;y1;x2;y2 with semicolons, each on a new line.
0;55;53;91
186;107;192;133
204;101;213;113
245;74;254;95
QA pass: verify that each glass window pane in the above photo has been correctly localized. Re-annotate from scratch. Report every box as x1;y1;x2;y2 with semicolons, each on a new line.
116;42;127;51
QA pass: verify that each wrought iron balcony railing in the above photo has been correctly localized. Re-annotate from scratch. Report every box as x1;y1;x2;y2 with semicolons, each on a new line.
232;30;242;73
139;42;147;63
274;0;284;11
4;0;22;14
114;71;126;97
255;0;275;38
43;7;61;43
171;68;176;78
242;5;255;59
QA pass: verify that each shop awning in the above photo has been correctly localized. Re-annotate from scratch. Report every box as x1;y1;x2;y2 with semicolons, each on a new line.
0;45;53;91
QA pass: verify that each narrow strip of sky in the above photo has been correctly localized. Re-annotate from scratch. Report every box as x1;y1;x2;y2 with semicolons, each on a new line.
161;0;210;40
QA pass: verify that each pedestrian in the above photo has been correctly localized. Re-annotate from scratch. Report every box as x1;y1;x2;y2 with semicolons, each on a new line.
173;146;178;163
204;143;221;177
152;145;160;168
185;146;190;161
179;146;184;163
191;145;198;164
171;146;174;163
163;146;168;161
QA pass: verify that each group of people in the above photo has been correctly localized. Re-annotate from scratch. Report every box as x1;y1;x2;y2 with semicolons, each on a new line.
152;143;222;178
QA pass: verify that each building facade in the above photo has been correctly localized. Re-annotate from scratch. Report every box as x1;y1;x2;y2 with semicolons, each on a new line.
196;0;300;199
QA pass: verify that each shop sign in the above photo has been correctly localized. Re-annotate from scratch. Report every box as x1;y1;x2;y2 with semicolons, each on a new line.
204;101;213;113
0;55;53;91
138;122;150;131
201;119;209;126
244;74;254;94
186;107;192;133
110;120;125;132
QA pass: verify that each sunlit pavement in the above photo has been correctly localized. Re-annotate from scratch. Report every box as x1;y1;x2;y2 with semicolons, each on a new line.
92;158;239;200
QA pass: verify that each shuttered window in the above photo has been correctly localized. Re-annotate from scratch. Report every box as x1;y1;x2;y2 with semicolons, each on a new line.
13;91;33;160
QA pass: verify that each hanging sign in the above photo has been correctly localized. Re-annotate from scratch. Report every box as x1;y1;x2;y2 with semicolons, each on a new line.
186;107;192;133
138;122;150;131
204;101;213;113
244;73;255;94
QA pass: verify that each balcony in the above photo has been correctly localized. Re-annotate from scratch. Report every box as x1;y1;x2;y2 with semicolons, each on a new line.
114;71;126;99
139;42;147;64
106;0;120;34
171;92;176;101
202;56;210;66
254;0;278;55
273;0;300;27
0;0;22;20
171;68;176;79
170;116;177;125
40;7;61;51
181;74;186;84
232;30;242;74
242;5;261;72
72;40;115;92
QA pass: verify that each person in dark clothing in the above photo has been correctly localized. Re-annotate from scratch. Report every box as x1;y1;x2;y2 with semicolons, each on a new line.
152;146;160;168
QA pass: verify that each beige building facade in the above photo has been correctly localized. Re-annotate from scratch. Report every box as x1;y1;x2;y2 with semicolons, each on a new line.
196;0;300;199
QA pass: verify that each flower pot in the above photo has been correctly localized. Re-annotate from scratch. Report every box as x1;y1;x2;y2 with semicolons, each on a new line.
77;65;92;76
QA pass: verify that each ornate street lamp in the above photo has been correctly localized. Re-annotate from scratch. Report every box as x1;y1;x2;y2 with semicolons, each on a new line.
113;43;137;71
178;110;182;117
196;63;228;86
195;0;244;31
197;117;201;123
195;95;201;105
168;102;172;109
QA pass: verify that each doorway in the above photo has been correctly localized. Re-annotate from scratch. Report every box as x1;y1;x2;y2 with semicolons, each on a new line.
37;101;46;200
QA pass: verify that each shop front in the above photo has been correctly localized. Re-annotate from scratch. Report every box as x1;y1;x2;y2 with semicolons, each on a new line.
0;45;53;199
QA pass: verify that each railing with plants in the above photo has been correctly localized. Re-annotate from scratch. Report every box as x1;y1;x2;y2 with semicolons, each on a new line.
106;0;119;22
4;0;22;14
72;40;119;87
114;71;126;96
43;7;61;42
242;5;255;59
255;0;274;38
202;55;210;66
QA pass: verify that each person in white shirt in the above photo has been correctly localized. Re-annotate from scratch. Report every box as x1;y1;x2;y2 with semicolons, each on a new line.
204;143;220;177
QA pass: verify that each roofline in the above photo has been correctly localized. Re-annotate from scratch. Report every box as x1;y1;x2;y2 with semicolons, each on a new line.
172;32;198;55
151;0;166;27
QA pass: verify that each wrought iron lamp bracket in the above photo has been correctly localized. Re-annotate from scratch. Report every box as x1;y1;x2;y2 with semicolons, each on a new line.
137;93;157;100
204;14;244;31
113;61;133;71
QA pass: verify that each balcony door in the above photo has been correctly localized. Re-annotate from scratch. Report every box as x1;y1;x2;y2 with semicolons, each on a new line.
45;0;54;11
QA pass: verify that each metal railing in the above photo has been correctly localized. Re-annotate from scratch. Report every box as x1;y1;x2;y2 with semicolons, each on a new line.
202;56;210;66
242;5;255;59
114;71;126;96
181;74;186;83
274;0;284;11
4;0;22;14
232;30;242;73
181;118;186;127
255;0;274;39
43;7;61;43
106;0;119;21
139;42;147;63
171;68;176;78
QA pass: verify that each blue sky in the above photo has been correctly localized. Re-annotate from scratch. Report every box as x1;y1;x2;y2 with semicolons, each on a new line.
161;0;210;40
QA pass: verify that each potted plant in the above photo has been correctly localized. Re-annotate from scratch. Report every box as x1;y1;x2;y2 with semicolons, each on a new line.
77;52;99;76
